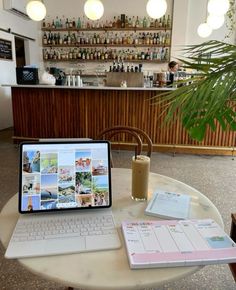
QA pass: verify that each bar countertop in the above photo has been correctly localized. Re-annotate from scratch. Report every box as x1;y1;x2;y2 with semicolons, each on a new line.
3;84;175;91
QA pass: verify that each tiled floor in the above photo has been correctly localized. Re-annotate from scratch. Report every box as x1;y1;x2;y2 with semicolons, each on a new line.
0;128;235;289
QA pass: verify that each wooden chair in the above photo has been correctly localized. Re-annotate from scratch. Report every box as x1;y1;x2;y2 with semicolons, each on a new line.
96;126;153;167
230;213;236;282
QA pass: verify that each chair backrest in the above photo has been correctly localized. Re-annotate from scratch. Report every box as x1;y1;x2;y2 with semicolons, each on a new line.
96;126;153;167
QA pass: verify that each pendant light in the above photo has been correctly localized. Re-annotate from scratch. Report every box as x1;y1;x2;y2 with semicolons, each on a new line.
207;0;230;15
84;0;104;21
197;22;213;38
26;1;46;21
207;14;225;29
146;0;167;19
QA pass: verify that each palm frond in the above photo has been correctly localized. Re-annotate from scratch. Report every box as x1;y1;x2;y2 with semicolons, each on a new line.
152;40;236;141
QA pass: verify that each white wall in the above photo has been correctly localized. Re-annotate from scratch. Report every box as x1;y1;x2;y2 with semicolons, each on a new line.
0;0;40;130
0;31;14;130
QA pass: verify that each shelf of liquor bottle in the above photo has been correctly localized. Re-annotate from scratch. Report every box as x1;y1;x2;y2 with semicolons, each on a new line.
42;27;172;32
42;44;171;48
43;58;167;63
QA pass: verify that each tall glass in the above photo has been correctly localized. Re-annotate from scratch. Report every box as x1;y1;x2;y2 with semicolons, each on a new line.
131;155;150;201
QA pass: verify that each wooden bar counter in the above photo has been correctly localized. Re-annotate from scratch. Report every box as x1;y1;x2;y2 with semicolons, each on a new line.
9;85;236;155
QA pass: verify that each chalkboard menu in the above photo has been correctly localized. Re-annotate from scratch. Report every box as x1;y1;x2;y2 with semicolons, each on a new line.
0;38;13;60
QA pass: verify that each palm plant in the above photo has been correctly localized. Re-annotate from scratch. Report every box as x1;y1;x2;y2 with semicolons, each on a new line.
152;40;236;141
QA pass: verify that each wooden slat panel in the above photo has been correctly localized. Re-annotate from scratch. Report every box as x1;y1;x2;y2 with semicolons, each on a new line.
11;87;236;152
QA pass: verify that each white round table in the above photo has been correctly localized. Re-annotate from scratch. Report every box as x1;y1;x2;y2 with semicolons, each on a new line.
0;168;223;290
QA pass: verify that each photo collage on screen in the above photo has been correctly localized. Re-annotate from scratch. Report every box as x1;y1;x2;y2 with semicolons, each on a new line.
21;145;109;211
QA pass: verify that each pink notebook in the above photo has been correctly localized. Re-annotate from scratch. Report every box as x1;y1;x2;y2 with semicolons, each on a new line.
122;219;236;269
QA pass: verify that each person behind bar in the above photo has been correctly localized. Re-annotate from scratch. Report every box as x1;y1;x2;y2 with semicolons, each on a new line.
168;61;179;73
167;61;179;85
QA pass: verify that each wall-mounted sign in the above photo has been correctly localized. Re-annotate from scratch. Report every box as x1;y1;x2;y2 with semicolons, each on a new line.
0;38;13;60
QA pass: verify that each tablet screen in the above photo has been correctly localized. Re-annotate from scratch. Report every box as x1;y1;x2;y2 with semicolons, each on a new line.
19;141;112;213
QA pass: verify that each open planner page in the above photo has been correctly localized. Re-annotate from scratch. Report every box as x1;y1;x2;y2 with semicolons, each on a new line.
122;219;236;269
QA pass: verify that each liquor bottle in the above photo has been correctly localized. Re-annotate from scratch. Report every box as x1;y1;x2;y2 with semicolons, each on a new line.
73;48;77;59
113;16;117;28
58;33;62;45
135;16;140;28
164;48;169;61
65;18;69;29
150;18;154;28
51;19;56;29
69;19;73;28
117;16;121;28
82;49;86;60
67;32;71;45
160;47;165;60
78;48;82;59
125;16;129;28
149;33;153;45
77;17;81;29
145;49;150;60
141;51;145;60
52;33;56;45
105;50;108;60
47;32;52;45
156;32;160;44
63;34;67;45
86;49;90;60
53;50;57;60
143;17;147;28
97;49;101;60
132;16;136;28
55;16;60;28
154;19;158;28
167;15;171;28
165;32;170;45
43;32;48;45
69;48;73;59
162;15;166;28
59;19;63;28
128;17;132;28
81;16;86;29
121;14;125;28
72;17;76;28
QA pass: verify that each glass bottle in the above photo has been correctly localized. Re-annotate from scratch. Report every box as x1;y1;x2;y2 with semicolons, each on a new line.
55;17;60;28
135;16;140;28
77;17;81;29
132;16;136;28
113;16;117;28
162;15;166;28
65;18;69;29
143;17;147;28
167;15;171;28
43;32;48;45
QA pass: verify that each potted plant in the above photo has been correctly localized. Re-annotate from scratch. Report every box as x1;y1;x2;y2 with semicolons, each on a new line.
153;2;236;142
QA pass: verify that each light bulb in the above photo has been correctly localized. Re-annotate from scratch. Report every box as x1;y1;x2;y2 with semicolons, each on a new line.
146;0;167;19
197;23;212;38
207;14;225;29
207;0;230;16
26;1;46;21
84;0;104;21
